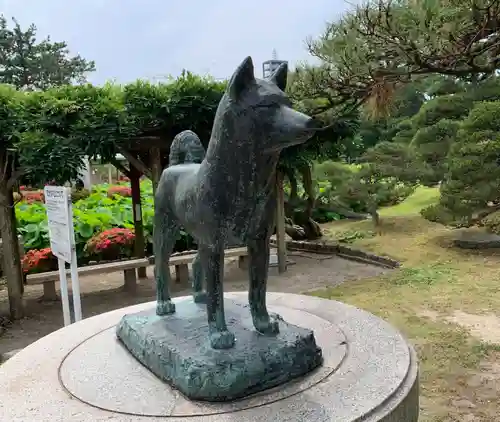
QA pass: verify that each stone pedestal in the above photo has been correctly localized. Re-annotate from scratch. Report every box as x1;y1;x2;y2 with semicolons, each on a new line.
116;300;322;401
0;293;419;421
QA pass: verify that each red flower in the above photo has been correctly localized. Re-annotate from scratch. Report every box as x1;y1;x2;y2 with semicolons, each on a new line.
107;186;132;198
22;190;44;203
22;248;57;274
85;228;136;260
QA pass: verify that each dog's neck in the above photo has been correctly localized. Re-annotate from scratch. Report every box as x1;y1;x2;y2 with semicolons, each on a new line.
203;111;279;198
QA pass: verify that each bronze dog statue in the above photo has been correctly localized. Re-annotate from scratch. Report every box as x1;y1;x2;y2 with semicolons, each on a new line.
153;56;316;349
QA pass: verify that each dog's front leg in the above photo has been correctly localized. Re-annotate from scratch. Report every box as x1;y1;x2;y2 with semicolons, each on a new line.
199;244;235;349
248;237;280;335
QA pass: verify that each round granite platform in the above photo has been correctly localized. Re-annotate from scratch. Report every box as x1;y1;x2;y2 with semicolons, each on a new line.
0;293;419;421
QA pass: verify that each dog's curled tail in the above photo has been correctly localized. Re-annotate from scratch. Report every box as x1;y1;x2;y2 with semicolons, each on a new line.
169;130;205;166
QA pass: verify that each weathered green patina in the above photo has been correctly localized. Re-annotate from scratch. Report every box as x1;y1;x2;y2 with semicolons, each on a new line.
116;299;323;401
151;56;317;349
116;55;322;400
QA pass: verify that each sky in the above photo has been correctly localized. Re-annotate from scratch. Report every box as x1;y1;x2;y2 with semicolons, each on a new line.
0;0;354;85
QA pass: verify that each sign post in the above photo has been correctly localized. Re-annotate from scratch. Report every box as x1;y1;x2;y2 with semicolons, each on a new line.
44;186;82;325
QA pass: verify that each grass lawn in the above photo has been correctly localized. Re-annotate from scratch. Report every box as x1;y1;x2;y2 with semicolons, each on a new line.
380;185;440;217
314;187;500;421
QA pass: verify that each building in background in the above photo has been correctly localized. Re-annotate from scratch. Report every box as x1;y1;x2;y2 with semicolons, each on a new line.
262;49;288;79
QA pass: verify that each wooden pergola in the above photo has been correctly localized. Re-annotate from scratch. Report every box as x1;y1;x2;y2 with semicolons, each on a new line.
111;136;288;276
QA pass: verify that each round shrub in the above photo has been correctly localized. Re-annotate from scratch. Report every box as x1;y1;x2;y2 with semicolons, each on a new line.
107;185;132;198
421;204;454;225
22;248;57;274
420;203;470;228
333;173;415;214
440;101;500;219
375;180;416;207
411;119;460;185
85;228;135;261
71;188;90;203
413;94;472;128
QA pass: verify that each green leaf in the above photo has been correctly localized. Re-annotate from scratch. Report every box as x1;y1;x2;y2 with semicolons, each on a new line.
23;223;40;233
77;222;94;239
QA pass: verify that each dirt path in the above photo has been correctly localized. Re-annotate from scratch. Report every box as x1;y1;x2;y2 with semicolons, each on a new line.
0;252;387;354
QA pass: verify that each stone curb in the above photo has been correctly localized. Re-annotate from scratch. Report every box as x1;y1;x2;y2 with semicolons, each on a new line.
270;239;400;269
453;237;500;250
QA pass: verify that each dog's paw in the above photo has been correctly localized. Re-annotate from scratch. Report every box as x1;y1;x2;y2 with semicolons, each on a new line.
253;314;280;335
193;291;207;304
156;300;176;315
210;330;236;349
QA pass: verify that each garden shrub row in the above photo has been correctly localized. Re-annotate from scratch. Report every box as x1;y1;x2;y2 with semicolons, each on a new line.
17;181;196;274
18;158;418;274
0;74;227;224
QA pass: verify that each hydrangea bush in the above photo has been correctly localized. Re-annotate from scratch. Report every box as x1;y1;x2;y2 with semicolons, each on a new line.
107;185;132;198
85;228;136;261
22;248;57;274
22;190;45;203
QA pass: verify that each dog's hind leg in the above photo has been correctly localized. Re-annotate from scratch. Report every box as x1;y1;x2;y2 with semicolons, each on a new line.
247;236;280;335
153;202;178;316
191;251;207;303
198;244;235;349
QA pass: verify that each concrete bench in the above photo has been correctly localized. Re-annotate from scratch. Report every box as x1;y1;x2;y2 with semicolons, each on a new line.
25;247;249;301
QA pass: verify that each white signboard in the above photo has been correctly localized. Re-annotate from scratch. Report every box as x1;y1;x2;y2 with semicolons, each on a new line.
44;186;82;325
44;187;72;263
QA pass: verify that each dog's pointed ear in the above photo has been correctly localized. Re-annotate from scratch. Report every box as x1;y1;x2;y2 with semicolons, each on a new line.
228;56;255;100
269;62;288;91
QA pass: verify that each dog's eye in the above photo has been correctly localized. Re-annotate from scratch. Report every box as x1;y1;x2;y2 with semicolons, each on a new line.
255;103;277;109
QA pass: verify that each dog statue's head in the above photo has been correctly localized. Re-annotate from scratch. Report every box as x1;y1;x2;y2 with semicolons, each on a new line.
223;56;316;154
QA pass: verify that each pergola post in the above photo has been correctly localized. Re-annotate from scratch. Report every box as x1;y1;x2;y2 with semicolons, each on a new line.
150;146;162;195
111;153;148;280
130;165;147;278
275;170;287;274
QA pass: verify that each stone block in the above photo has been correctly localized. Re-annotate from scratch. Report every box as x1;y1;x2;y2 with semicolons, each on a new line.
454;230;500;249
116;299;323;402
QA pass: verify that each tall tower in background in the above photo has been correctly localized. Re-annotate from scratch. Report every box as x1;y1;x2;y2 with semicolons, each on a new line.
262;49;288;79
